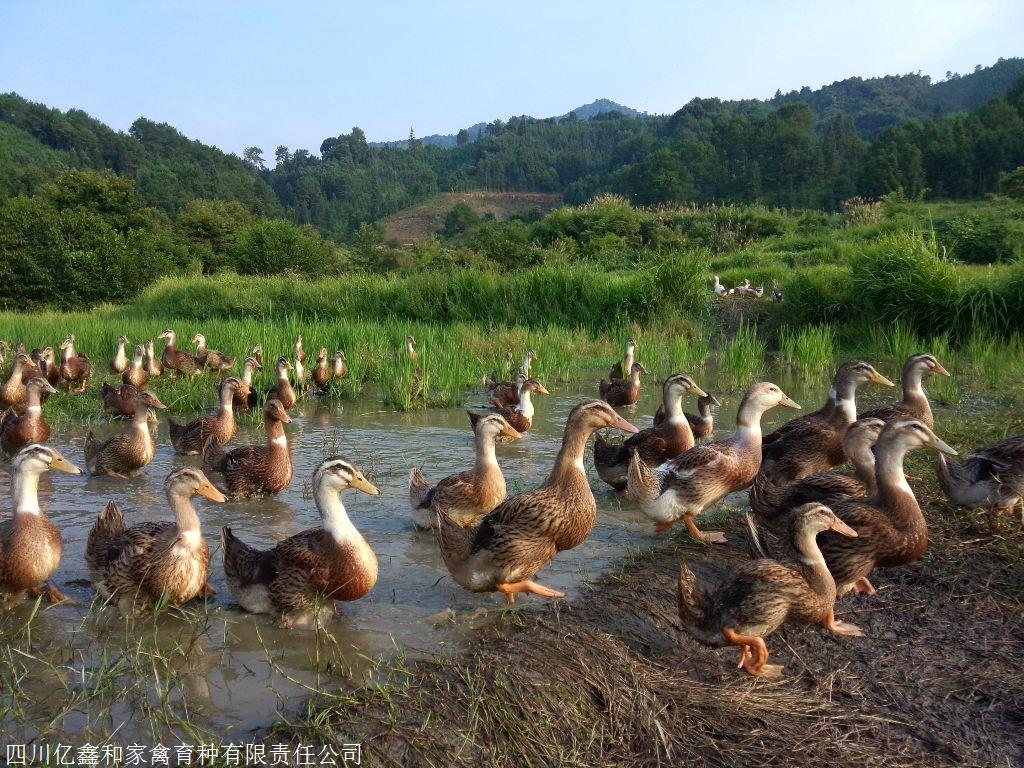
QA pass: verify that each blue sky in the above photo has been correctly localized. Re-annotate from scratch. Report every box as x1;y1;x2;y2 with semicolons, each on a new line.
1;0;1021;158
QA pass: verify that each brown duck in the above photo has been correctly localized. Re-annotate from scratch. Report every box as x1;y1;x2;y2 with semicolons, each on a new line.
203;398;294;498
759;361;893;484
937;434;1024;519
859;353;950;428
781;418;957;597
332;350;348;380
594;373;708;490
0;378;57;456
485;349;537;406
627;382;801;542
168;377;240;455
266;357;295;409
222;457;379;628
600;362;647;407
438;400;638;603
233;355;261;410
608;337;637;380
121;344;149;388
85;390;166;476
144;339;162;377
101;382;142;418
86;468;225;613
678;503;862;678
0;353;31;409
311;347;331;390
750;417;886;533
58;334;91;392
409;412;522;529
158;329;199;377
492;378;549;433
0;445;81;608
192;332;236;373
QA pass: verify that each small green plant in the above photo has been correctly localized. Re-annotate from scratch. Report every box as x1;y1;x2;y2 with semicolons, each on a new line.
779;324;835;376
719;321;765;385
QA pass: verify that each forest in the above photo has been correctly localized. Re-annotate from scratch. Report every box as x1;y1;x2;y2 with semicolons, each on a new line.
0;57;1023;308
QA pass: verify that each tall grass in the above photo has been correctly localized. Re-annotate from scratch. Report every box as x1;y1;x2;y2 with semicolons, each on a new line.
779;324;835;376
719;321;765;385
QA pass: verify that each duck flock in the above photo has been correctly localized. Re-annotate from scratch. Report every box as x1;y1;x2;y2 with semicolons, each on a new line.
0;330;1021;678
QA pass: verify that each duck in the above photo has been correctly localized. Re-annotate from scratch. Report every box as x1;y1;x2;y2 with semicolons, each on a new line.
678;503;862;678
293;335;308;388
936;434;1024;519
399;335;417;362
233;355;261;410
750;418;886;533
144;339;163;377
293;333;307;365
771;279;783;303
0;378;58;456
484;349;537;406
266;356;296;409
491;378;549;433
58;334;90;392
759;361;894;484
859;353;950;428
192;333;236;374
713;275;728;297
784;417;957;597
250;344;264;368
608;337;637;381
86;467;225;613
311;347;331;390
0;445;81;607
332;350;348;380
594;374;708;491
203;398;294;498
122;344;150;388
487;373;527;408
222;456;380;628
168;377;240;455
627;382;801;542
653;391;721;439
38;346;63;388
101;382;142;418
158;329;199;378
109;335;130;374
24;349;44;382
0;353;31;409
438;400;638;603
409;412;522;529
85;390;166;476
0;341;8;368
600;362;647;407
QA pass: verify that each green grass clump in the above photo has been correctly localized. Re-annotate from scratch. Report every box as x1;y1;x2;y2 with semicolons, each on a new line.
779;324;835;376
719;321;765;385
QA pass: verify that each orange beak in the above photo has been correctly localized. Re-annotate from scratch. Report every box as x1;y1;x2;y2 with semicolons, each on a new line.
536;384;550;395
612;414;639;433
933;361;951;377
197;483;227;503
501;423;523;440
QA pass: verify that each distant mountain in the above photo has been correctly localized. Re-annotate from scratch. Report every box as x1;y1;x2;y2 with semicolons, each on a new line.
373;98;644;149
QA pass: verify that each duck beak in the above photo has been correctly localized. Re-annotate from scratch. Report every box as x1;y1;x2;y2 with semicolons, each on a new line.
44;382;58;395
282;413;293;424
612;414;640;434
689;383;708;398
830;519;858;537
350;474;381;496
197;482;228;503
925;429;958;456
149;396;167;409
501;423;523;440
536;384;550;395
708;394;722;407
871;370;895;387
933;362;951;377
51;455;82;475
779;394;802;409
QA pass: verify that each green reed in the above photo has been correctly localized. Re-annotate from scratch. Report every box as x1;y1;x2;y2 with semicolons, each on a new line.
779;324;836;376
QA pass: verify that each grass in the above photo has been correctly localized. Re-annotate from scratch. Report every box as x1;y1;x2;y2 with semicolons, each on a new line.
779;324;836;376
719;321;765;385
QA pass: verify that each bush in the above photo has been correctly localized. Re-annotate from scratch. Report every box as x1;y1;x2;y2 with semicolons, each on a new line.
938;214;1023;264
229;220;346;276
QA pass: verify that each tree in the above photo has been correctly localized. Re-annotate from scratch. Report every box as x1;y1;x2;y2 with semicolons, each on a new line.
456;128;470;147
407;127;421;150
274;145;290;165
999;166;1024;198
243;146;266;170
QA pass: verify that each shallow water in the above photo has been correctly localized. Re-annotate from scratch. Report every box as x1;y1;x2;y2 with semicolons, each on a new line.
0;365;902;741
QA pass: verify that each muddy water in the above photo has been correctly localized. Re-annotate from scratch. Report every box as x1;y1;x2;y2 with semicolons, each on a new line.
0;366;884;741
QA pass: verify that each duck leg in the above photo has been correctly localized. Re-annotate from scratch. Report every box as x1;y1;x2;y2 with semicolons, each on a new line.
30;583;75;605
722;627;783;678
851;577;876;595
495;581;565;604
684;515;727;545
825;609;864;637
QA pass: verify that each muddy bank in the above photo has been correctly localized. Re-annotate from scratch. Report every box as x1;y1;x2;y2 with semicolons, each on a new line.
268;492;1024;767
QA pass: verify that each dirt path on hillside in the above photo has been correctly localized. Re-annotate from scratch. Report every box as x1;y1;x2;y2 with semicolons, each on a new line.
270;493;1024;767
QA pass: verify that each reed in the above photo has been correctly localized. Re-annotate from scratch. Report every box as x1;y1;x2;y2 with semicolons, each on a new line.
718;321;765;385
779;324;835;376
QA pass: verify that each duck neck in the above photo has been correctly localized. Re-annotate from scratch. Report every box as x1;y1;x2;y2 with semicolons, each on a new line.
547;423;591;487
62;344;74;363
901;365;926;406
317;484;358;543
132;402;151;429
622;347;634;373
12;468;43;516
131;356;144;371
794;527;836;597
25;387;42;415
517;388;535;418
265;417;288;452
831;375;859;425
628;369;642;385
874;442;920;530
520;353;532;376
473;430;499;477
196;338;207;353
164;334;176;351
9;359;22;381
277;368;289;384
849;443;877;490
219;387;234;416
116;341;126;359
663;388;685;421
168;491;201;537
406;341;416;358
733;396;767;446
242;362;255;385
